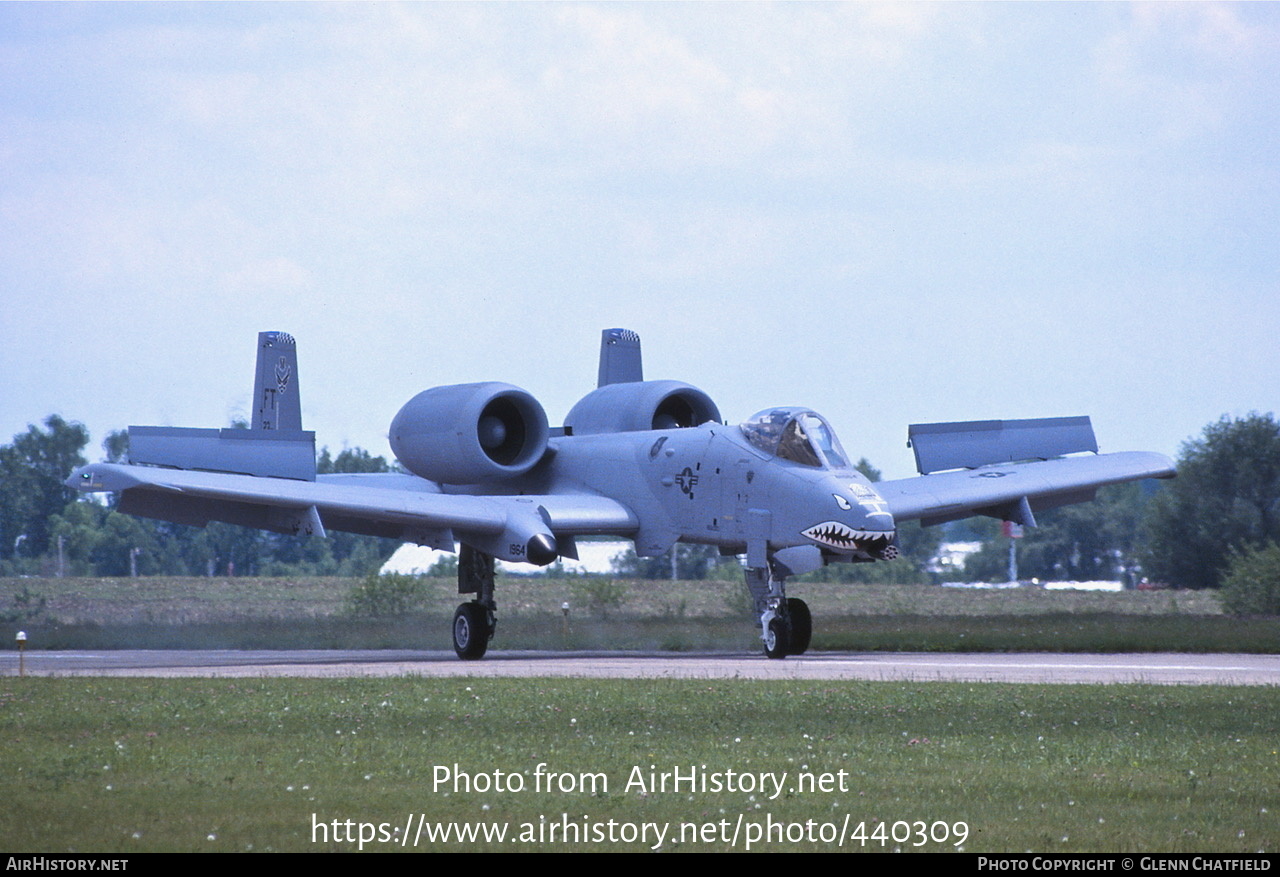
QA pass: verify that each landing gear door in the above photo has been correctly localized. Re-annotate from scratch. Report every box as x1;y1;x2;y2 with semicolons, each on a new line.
745;508;771;569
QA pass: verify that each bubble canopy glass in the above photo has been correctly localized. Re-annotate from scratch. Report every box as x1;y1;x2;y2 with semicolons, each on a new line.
740;408;852;470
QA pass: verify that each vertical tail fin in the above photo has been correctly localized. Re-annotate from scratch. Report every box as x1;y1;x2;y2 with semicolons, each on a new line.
253;331;302;431
597;328;643;387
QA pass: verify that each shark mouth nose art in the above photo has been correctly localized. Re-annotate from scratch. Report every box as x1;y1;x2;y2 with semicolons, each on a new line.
801;521;896;552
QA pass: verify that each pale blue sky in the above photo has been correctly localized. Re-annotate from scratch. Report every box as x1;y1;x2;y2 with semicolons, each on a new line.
2;3;1276;478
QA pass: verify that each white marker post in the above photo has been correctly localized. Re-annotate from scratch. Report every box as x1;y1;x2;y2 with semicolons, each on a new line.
561;602;571;635
1002;521;1023;583
16;631;27;678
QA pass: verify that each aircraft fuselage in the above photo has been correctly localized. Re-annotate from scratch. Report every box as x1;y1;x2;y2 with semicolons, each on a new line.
449;421;897;570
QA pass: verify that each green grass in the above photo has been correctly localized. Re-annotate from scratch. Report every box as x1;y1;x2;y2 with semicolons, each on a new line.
0;576;1229;625
11;610;1280;653
1;678;1275;853
4;576;1274;653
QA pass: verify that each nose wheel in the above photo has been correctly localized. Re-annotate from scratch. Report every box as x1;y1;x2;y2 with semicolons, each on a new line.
763;615;791;659
786;597;812;655
745;566;811;659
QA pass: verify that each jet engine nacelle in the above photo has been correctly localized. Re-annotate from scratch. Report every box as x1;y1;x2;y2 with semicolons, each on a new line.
564;380;721;435
390;382;550;484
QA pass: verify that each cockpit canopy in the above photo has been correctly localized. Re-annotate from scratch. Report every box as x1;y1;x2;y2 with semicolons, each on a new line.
740;408;852;470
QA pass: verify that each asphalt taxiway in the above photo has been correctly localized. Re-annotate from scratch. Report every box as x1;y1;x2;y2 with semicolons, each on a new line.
3;650;1277;685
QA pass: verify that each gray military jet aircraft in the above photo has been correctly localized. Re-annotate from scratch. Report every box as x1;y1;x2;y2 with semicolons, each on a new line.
68;329;1175;659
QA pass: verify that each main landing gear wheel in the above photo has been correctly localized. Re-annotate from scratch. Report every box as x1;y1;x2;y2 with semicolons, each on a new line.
452;602;493;661
763;617;791;660
786;597;812;656
455;546;497;661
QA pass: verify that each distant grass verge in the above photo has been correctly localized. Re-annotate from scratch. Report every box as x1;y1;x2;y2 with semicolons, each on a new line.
2;576;1271;653
4;611;1279;654
812;613;1280;654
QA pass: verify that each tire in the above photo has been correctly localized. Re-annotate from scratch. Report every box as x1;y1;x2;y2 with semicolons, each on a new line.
787;597;812;656
453;602;491;661
763;616;791;660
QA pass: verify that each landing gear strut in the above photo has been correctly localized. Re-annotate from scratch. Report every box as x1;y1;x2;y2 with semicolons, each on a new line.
453;545;496;660
744;566;811;659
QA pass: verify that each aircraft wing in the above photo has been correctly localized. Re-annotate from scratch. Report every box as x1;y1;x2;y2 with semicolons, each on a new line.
66;463;639;549
875;451;1175;527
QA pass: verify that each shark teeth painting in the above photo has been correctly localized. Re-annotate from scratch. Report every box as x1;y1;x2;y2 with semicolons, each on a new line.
801;521;896;552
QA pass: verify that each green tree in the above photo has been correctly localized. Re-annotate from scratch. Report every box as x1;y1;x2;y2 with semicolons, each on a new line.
48;501;178;577
0;415;90;564
318;446;393;474
611;544;728;580
86;428;192;574
315;446;402;576
854;457;881;482
799;555;931;584
102;429;129;464
96;438;401;576
962;482;1154;584
1143;413;1280;589
1219;543;1280;616
345;572;433;616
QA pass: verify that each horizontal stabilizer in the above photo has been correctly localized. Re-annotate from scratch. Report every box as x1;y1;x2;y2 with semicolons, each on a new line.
128;426;317;481
908;416;1097;474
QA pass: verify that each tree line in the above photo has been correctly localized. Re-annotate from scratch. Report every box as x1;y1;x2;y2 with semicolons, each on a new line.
0;417;399;578
2;412;1279;597
957;412;1280;597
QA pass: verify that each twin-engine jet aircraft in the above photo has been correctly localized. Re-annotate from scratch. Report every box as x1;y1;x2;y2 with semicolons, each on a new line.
69;330;1175;659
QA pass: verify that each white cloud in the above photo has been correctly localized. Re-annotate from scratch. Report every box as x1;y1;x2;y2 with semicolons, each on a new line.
1092;3;1277;143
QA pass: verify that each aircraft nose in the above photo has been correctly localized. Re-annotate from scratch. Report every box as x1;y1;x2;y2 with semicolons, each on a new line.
856;499;897;557
800;483;897;557
860;506;898;559
859;503;895;533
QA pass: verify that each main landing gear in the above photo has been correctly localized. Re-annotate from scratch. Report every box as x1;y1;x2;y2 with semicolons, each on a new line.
449;544;812;662
744;566;811;660
453;545;496;660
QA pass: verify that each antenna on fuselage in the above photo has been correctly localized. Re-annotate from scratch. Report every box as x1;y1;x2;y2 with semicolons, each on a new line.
597;328;643;387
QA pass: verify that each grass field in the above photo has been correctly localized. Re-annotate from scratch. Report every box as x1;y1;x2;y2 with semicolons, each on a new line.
0;576;1229;626
1;677;1275;853
6;575;1274;654
2;579;1275;854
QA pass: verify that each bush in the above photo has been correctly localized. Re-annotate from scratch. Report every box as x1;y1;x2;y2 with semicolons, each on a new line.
570;578;627;619
1220;543;1280;616
1;582;47;624
345;572;433;616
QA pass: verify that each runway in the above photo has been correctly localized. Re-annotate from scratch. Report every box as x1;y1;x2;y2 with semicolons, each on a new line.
4;650;1278;685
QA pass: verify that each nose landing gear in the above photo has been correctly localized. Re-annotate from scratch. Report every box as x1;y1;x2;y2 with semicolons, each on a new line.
745;566;811;659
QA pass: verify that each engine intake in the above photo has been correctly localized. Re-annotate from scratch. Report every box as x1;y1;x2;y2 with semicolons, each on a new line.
390;382;549;484
564;380;721;435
